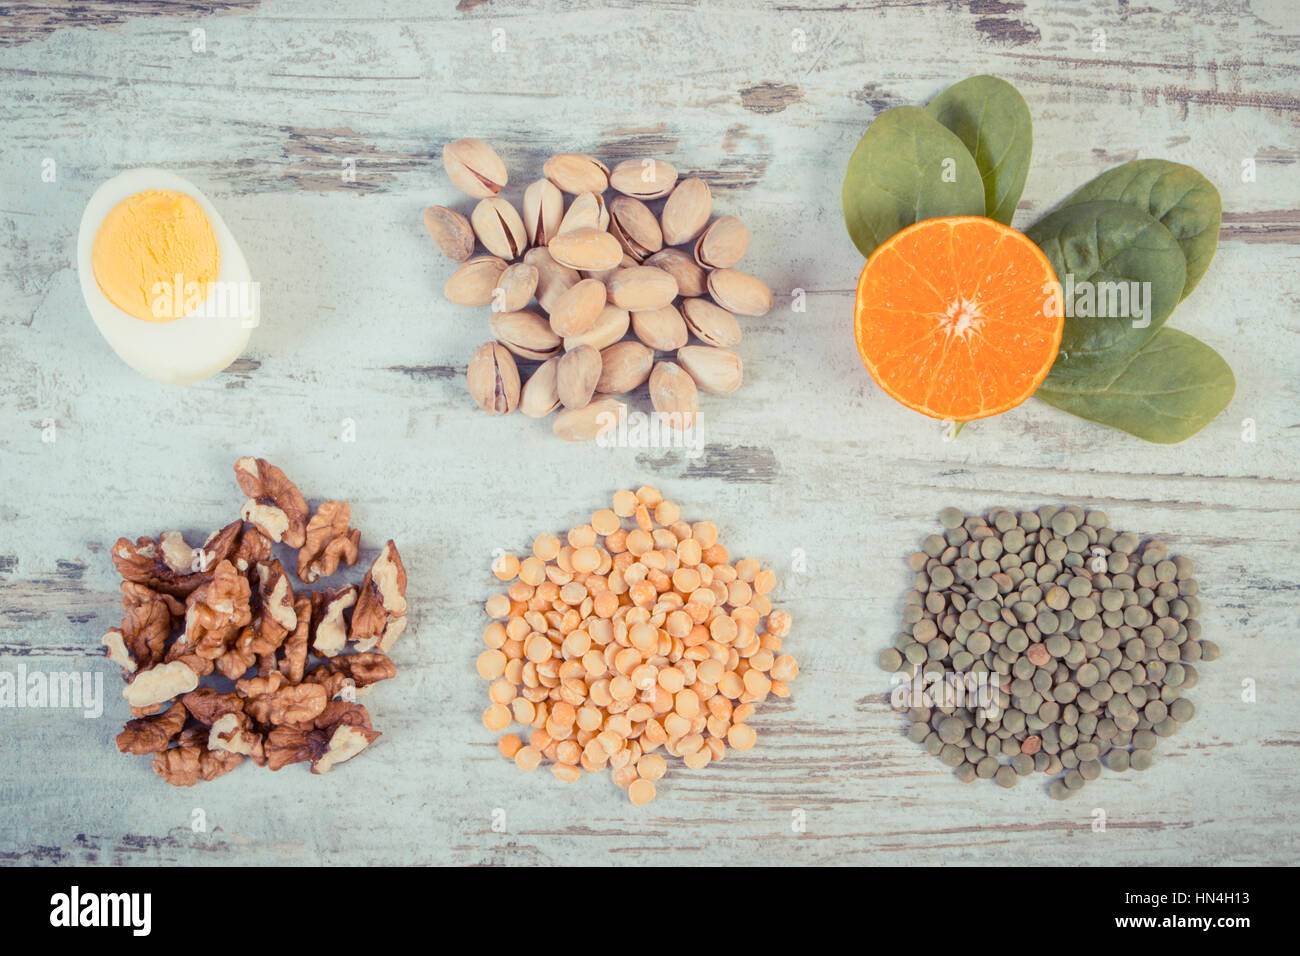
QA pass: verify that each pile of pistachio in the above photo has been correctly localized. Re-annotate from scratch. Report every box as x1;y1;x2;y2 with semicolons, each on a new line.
425;139;772;441
880;505;1218;798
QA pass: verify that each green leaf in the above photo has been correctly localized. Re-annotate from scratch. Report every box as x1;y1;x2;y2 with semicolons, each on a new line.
925;75;1032;226
1026;200;1186;389
1036;328;1235;443
841;106;985;259
1060;159;1221;299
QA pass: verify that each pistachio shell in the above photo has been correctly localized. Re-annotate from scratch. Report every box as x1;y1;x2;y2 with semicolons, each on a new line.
649;361;700;428
523;247;580;314
644;248;708;297
471;197;527;260
443;138;507;199
548;228;624;272
608;265;678;311
494;263;539;313
522;178;564;247
422;206;475;262
694;215;750;270
707;268;773;316
681;297;742;348
677;345;743;395
609;196;663;261
548;278;607;337
660;177;712;246
444;255;508;307
558;192;610;235
466;342;520;414
556;344;602;409
596;341;654;394
553;396;625;442
564;305;629;352
609;158;678;200
631;305;689;351
519;356;561;418
489;310;561;361
543;153;610;195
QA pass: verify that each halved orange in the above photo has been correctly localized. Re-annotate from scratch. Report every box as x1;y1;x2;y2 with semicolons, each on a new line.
854;216;1064;421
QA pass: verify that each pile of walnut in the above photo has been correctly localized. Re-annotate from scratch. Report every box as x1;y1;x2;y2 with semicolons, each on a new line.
426;140;774;441
102;457;408;786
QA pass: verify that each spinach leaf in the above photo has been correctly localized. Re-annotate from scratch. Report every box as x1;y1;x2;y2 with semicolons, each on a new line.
1060;159;1221;299
925;75;1032;226
1036;328;1235;443
1027;200;1186;389
842;106;985;259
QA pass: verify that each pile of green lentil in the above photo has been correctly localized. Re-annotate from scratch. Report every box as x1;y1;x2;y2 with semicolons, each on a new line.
878;505;1219;799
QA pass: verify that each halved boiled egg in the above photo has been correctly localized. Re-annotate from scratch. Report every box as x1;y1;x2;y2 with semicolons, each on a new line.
77;169;258;385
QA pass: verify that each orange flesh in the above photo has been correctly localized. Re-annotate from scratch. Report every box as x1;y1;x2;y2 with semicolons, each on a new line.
854;217;1064;421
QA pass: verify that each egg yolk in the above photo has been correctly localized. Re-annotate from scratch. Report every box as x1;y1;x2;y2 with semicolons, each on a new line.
91;190;220;322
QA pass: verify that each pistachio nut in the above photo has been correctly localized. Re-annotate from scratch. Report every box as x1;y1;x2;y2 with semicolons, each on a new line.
494;262;539;313
556;344;602;410
519;356;561;418
564;305;629;352
645;248;709;297
694;215;750;270
660;177;712;246
442;138;507;199
649;361;700;428
523;247;580;313
553;396;625;442
609;265;678;311
422;206;475;263
609;158;678;200
522;178;564;247
466;341;520;414
631;305;688;351
558;191;610;235
543;153;610;195
548;277;607;337
677;345;743;395
444;255;508;307
470;197;527;261
680;297;742;348
547;228;624;272
609;196;664;261
596;341;654;394
489;310;561;361
707;268;773;316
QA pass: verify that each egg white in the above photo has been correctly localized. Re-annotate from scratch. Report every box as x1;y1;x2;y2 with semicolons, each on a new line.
77;168;256;386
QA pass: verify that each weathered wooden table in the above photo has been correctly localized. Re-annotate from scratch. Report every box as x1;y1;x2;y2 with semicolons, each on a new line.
1;0;1297;866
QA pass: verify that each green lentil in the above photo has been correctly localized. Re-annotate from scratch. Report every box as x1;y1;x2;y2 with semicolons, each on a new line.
1104;749;1130;771
1169;698;1195;722
887;508;1217;799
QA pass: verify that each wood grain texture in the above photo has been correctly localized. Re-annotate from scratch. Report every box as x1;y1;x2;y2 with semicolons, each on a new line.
1;0;1298;866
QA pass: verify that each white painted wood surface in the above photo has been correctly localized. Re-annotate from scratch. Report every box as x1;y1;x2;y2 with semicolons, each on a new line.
1;0;1298;866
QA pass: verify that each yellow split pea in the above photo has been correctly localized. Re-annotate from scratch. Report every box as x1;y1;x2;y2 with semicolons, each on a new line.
477;486;798;805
